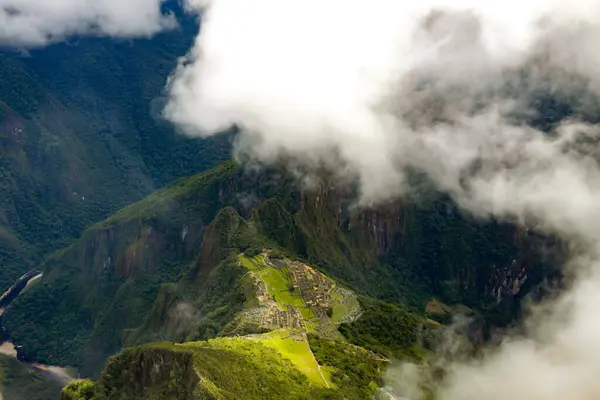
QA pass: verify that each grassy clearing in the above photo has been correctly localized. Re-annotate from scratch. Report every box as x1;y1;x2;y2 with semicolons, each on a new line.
96;337;315;400
238;254;308;312
259;268;305;311
238;255;259;271
253;329;333;388
299;306;316;320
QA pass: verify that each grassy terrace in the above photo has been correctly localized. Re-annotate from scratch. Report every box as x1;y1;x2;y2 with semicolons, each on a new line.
238;254;317;319
238;253;361;336
251;329;334;388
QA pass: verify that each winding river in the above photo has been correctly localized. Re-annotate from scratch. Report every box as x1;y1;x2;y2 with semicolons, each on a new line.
0;272;77;387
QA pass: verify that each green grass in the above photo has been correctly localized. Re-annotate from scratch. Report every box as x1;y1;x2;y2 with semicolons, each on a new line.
76;337;355;399
252;329;333;388
238;255;307;312
299;306;317;321
259;268;305;311
238;254;260;271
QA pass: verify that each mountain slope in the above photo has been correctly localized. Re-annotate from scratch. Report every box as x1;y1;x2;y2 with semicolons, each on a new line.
62;335;387;400
0;6;230;292
4;159;559;380
0;354;63;400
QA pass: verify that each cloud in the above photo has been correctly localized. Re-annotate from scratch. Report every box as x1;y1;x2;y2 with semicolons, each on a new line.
165;0;600;204
438;263;600;400
164;0;600;399
0;0;176;47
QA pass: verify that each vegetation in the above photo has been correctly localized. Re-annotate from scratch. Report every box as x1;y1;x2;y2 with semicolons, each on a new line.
62;379;98;400
6;153;555;378
0;1;230;293
0;354;63;400
238;254;306;311
4;161;242;371
252;329;333;387
308;335;387;400
339;298;425;360
62;338;355;399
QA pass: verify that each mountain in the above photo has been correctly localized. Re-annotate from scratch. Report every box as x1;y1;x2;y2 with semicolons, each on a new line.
0;5;230;293
0;3;594;399
61;336;389;400
3;159;561;399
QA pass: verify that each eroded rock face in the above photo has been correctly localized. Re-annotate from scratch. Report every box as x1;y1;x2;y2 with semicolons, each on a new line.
295;182;555;305
487;259;528;303
100;346;199;399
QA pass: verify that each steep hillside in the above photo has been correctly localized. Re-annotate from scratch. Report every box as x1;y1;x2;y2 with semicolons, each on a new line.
125;249;363;345
62;336;386;400
4;160;560;379
0;4;229;292
0;354;63;400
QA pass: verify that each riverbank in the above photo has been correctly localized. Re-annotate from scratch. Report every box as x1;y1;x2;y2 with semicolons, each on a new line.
0;271;78;387
0;341;76;385
0;353;64;399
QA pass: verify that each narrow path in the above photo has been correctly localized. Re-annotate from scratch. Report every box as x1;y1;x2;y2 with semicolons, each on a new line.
303;333;330;388
316;363;330;388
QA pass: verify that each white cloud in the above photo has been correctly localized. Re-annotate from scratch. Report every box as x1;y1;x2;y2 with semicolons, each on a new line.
165;0;600;203
164;0;600;398
0;0;176;46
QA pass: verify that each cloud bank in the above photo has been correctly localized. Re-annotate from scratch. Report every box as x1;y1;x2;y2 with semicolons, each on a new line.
0;0;175;46
165;0;600;398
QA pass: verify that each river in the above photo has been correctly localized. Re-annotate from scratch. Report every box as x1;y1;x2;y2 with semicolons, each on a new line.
0;272;77;387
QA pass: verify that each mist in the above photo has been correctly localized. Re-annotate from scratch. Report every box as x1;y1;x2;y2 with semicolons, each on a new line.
164;0;600;399
0;0;176;46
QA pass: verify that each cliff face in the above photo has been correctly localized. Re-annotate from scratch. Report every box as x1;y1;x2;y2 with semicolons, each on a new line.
101;346;199;399
62;346;199;400
5;161;561;374
290;182;558;310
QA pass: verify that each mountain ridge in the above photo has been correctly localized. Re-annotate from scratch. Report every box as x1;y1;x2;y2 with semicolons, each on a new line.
4;159;560;386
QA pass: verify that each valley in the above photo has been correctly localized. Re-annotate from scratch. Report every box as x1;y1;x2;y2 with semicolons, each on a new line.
0;12;231;294
0;1;592;398
0;271;74;399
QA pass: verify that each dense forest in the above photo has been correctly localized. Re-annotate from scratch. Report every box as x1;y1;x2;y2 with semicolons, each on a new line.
0;3;230;292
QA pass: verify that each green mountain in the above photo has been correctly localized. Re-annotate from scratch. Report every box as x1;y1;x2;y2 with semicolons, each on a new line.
0;12;230;292
61;335;389;400
3;159;559;399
